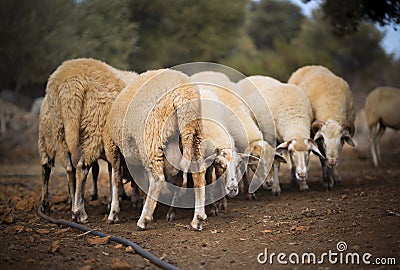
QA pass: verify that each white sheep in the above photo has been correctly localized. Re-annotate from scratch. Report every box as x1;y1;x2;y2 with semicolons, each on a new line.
209;79;286;197
288;65;355;189
364;86;400;167
165;83;243;220
104;69;207;231
238;76;324;191
45;58;137;222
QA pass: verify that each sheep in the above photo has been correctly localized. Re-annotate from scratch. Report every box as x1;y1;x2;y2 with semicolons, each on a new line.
237;76;324;191
206;78;286;197
288;65;355;189
45;58;138;222
165;83;243;221
103;68;207;231
39;98;131;215
364;86;400;167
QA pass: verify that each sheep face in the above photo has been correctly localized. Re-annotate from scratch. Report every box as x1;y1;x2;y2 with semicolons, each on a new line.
214;149;240;198
277;139;324;183
313;120;355;167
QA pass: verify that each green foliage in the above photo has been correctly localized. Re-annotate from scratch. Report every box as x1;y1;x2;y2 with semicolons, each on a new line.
74;0;137;70
248;0;304;50
305;0;400;34
0;0;77;92
129;0;247;72
0;0;397;99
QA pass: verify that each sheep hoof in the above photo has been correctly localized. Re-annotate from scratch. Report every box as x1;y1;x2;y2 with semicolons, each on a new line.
209;206;219;217
191;213;207;231
73;210;88;223
272;185;281;196
246;193;257;200
137;217;152;231
218;199;227;211
40;201;51;213
90;194;98;201
166;211;176;222
272;189;281;196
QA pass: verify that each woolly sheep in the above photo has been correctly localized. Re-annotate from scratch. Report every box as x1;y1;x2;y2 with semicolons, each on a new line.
238;76;324;191
45;58;138;222
38;95;132;216
165;83;243;220
364;86;400;167
209;79;286;197
103;69;207;230
288;65;355;189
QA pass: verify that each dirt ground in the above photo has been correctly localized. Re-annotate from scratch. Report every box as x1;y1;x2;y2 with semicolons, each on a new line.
0;145;399;270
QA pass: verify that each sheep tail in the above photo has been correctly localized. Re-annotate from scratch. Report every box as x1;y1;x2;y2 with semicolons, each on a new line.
58;80;85;154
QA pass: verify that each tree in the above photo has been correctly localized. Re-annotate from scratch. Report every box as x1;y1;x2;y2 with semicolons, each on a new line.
291;9;391;92
248;0;304;50
74;0;137;70
304;0;400;34
0;0;77;92
129;0;247;72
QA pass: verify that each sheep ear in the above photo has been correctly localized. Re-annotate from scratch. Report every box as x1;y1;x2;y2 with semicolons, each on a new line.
314;130;323;142
309;140;325;159
274;152;287;164
341;123;355;137
343;130;355;147
311;120;325;134
276;141;290;153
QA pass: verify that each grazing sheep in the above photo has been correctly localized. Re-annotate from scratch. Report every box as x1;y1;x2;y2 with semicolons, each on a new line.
45;58;138;222
364;86;400;167
238;76;324;191
211;79;286;197
104;69;206;230
38;97;125;214
165;83;243;221
288;65;355;189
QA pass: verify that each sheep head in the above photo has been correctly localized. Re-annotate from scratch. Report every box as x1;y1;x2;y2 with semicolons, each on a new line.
276;138;324;182
312;119;355;168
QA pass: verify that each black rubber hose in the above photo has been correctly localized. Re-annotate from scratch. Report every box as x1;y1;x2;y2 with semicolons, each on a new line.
37;207;179;270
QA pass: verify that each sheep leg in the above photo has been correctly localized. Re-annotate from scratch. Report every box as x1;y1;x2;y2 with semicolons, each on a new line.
73;157;89;223
207;166;219;216
90;161;99;201
166;172;183;222
245;168;257;200
65;152;76;211
370;123;380;167
107;153;121;223
137;171;165;230
271;161;281;196
40;161;52;213
376;124;385;163
191;170;207;231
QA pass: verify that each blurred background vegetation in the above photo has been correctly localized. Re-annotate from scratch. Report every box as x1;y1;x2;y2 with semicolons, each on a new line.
0;0;399;110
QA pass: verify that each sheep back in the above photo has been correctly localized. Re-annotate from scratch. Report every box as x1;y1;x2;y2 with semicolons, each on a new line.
288;65;355;133
107;69;202;172
46;58;132;164
364;86;400;129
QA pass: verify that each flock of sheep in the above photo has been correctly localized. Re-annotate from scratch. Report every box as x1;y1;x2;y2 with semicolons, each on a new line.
38;58;400;231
